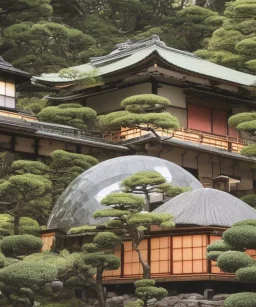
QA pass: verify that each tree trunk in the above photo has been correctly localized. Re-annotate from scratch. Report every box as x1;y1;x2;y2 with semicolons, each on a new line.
14;214;20;235
136;247;151;279
144;192;150;211
95;269;109;307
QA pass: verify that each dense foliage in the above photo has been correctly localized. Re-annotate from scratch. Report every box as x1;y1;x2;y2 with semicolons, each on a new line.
207;221;256;307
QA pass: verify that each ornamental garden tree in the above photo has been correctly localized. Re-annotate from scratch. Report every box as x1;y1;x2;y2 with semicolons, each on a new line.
228;112;256;203
0;161;52;234
121;171;190;211
126;279;168;307
93;171;175;279
97;94;180;139
50;150;99;198
38;103;97;129
206;220;256;307
0;235;57;307
195;0;256;74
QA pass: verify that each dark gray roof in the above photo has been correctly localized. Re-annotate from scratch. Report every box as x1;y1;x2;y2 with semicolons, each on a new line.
0;57;30;80
47;155;203;231
33;35;256;87
154;188;256;227
161;137;256;163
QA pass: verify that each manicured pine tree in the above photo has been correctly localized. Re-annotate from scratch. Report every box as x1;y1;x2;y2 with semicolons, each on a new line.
49;150;99;198
94;171;175;279
121;171;190;211
97;94;180;139
195;0;256;74
228;112;256;203
126;279;168;307
0;160;52;234
37;103;97;129
206;220;256;307
0;235;57;307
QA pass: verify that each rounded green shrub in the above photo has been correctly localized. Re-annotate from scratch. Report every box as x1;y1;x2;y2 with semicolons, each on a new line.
234;220;256;227
136;286;168;302
236;266;256;283
0;253;5;268
135;279;155;288
0;261;57;288
1;235;42;257
241;195;256;208
206;251;224;261
223;226;256;249
93;232;121;249
82;243;98;253
217;251;253;273
224;292;256;307
207;240;234;252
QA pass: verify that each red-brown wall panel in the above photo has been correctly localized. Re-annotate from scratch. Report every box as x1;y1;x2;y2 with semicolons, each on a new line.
212;110;227;136
188;105;211;133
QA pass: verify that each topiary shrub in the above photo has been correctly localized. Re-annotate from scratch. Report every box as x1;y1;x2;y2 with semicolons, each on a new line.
241;195;256;208
134;279;167;305
236;266;256;283
0;261;57;289
206;251;224;261
223;226;256;249
207;240;235;252
224;292;256;307
0;253;5;268
1;235;43;257
233;220;256;227
93;232;121;249
217;251;253;273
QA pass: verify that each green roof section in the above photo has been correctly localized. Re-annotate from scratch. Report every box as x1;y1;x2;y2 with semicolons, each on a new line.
32;35;256;87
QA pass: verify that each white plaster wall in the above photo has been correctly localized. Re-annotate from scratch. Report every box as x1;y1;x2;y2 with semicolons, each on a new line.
86;83;151;114
167;106;187;128
158;85;186;108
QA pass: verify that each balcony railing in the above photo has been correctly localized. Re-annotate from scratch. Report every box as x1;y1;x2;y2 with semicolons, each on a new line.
104;127;254;154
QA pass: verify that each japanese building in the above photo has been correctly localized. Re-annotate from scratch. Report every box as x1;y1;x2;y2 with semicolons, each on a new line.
42;156;256;285
32;35;256;195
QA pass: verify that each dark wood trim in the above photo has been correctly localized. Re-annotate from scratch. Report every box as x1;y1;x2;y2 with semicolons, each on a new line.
121;244;124;278
76;145;82;154
10;134;15;151
207;234;211;274
151;78;158;95
34;138;39;158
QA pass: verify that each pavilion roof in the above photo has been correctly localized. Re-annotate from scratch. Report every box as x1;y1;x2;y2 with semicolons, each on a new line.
154;188;256;227
33;35;256;87
0;57;31;81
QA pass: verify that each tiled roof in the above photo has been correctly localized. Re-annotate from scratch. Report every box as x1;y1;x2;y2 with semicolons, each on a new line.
154;188;256;227
0;57;30;79
33;35;256;87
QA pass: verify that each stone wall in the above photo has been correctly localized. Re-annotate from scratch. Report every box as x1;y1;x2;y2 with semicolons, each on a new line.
86;293;230;307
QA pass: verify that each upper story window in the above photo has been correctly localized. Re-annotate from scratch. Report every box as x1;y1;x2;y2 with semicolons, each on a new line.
0;81;15;109
187;104;239;138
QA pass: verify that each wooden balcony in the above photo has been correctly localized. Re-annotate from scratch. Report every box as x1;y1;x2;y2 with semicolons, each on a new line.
104;127;253;154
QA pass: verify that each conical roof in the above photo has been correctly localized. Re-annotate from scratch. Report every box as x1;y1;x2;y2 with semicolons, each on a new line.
153;188;256;227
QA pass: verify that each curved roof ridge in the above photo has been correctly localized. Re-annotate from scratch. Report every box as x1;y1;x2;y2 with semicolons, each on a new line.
154;188;256;227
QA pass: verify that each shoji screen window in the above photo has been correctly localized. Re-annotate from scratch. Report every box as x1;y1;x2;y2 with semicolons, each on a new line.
172;235;207;274
103;244;121;278
0;81;15;108
124;240;148;276
151;237;171;274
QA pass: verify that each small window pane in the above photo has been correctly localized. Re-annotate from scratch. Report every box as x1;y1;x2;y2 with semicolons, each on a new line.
151;249;159;261
173;261;182;274
193;235;202;247
183;261;193;273
173;236;182;248
193;247;203;260
193;260;203;273
0;96;5;106
183;248;192;260
173;249;182;261
5;97;15;109
183;236;192;248
6;83;15;97
151;238;160;249
0;82;5;95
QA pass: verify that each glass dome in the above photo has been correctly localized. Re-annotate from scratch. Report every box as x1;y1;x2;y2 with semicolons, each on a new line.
47;155;203;231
